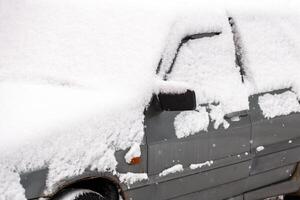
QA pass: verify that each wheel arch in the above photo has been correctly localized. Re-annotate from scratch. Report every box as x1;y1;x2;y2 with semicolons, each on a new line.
50;172;125;200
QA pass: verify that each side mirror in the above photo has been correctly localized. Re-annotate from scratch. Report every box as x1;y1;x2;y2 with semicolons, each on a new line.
158;90;196;111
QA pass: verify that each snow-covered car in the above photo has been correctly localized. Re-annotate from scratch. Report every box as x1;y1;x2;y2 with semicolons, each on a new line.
1;1;300;200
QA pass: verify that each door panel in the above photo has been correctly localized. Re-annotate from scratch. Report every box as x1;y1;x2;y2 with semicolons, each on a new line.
145;98;251;177
126;161;250;200
149;26;251;197
249;88;300;150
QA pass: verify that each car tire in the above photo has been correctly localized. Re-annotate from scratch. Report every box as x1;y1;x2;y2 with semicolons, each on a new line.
54;189;105;200
284;195;300;200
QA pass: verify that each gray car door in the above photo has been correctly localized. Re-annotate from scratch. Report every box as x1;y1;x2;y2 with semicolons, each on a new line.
249;88;300;174
144;30;252;199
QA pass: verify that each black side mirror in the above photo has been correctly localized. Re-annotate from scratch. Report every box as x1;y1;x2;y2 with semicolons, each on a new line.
158;90;196;111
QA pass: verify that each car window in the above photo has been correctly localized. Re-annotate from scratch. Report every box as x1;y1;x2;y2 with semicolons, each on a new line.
166;32;248;114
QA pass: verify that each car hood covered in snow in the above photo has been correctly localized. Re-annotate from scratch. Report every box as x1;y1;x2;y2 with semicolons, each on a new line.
0;0;230;199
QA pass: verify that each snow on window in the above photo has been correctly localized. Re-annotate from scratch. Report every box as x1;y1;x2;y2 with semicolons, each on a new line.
166;20;249;114
258;91;300;119
159;164;184;177
119;173;148;186
159;10;227;76
190;160;213;170
230;9;300;96
174;107;209;138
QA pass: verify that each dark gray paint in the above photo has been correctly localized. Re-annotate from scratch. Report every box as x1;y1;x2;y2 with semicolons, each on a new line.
249;89;300;150
170;180;247;200
250;146;300;175
20;168;48;199
125;164;297;200
244;173;300;200
121;152;252;190
245;164;295;191
145;98;251;177
126;161;250;200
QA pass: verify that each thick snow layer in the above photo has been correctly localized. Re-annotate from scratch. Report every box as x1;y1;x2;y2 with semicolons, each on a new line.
165;18;249;114
0;82;144;194
1;0;300;199
0;169;26;200
124;143;141;164
190;160;213;170
174;107;209;138
0;0;233;198
159;164;184;177
119;173;148;186
259;91;300;119
156;80;191;94
229;6;300;95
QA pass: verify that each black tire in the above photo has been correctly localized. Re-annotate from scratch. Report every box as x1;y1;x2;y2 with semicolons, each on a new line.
285;195;300;200
54;189;105;200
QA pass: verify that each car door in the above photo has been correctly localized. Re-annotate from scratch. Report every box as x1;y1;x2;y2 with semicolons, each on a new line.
249;88;300;175
144;29;252;199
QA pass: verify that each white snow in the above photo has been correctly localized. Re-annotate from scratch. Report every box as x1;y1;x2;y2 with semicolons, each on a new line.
1;0;300;199
258;91;300;119
229;5;300;96
159;164;184;177
209;105;230;129
256;146;265;152
0;169;26;200
190;160;213;170
124;143;141;164
0;1;234;197
174;107;209;138
231;116;241;122
174;104;234;139
119;173;148;186
174;103;233;139
165;16;249;114
156;79;191;94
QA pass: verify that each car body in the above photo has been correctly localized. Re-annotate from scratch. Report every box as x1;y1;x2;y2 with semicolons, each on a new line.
18;11;300;200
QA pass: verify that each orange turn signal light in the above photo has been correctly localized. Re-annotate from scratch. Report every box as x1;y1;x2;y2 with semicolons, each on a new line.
130;157;141;165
